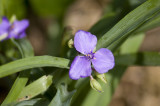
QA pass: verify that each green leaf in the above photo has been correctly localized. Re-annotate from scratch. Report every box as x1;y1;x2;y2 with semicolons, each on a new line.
96;0;160;50
134;12;160;33
10;38;34;58
120;33;145;54
115;52;160;66
128;0;146;9
15;98;49;106
2;39;34;105
49;83;76;106
17;75;52;101
0;56;70;78
17;39;34;58
1;71;31;106
106;12;160;52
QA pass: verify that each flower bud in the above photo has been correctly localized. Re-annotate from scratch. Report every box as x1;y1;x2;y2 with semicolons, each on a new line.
90;76;103;92
68;39;74;48
95;72;107;84
10;15;17;24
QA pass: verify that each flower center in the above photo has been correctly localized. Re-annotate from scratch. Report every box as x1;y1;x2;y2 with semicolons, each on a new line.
9;24;14;30
86;52;95;60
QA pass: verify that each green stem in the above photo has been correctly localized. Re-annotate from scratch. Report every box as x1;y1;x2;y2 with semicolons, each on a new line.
11;39;24;58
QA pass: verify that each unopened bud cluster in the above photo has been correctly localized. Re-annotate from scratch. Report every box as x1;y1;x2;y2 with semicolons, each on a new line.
68;39;74;48
90;72;108;92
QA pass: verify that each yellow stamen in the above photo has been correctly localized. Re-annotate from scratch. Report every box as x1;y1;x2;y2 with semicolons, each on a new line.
94;58;96;59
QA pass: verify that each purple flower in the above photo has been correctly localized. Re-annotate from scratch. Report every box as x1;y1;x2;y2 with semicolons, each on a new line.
69;30;115;80
0;16;29;41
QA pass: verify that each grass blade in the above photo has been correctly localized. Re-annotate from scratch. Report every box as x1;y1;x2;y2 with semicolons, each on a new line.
1;39;34;105
96;0;160;50
17;75;53;101
0;56;70;78
115;52;160;66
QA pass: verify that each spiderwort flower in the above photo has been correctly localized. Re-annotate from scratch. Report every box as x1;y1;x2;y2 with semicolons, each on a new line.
0;16;29;41
69;30;115;80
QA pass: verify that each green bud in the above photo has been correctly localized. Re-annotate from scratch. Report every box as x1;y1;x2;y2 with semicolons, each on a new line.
90;76;103;92
95;72;107;84
10;15;17;24
68;39;74;48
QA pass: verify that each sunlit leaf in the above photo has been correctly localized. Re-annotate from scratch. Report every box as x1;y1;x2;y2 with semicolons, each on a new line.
96;0;160;50
134;12;160;33
1;39;34;105
0;56;70;78
17;75;52;101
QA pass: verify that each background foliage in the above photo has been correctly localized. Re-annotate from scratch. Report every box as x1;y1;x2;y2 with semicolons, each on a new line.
0;0;160;106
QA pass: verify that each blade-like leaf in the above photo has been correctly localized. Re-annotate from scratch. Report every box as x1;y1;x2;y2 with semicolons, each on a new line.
120;33;145;54
17;75;52;101
107;12;160;51
2;39;35;105
18;39;34;57
1;71;31;106
110;12;160;52
0;56;70;78
96;0;160;50
134;12;160;33
115;52;160;66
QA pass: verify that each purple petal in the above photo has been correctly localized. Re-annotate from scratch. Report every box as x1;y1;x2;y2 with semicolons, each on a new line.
69;56;92;80
13;20;29;33
92;48;115;74
8;19;29;38
19;32;26;38
15;32;26;39
74;30;97;54
8;31;17;38
0;17;10;36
